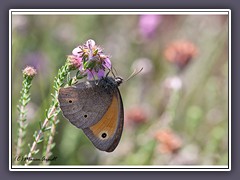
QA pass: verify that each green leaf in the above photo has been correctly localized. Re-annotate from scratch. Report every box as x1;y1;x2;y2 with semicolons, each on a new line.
33;131;37;139
68;78;73;86
55;119;60;124
76;70;80;77
33;149;39;155
22;131;27;137
37;138;44;144
39;121;42;130
23;123;28;129
17;105;20;111
43;126;52;132
51;143;56;149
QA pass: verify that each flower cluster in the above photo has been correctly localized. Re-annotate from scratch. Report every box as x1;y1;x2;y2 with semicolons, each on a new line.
164;40;198;70
68;39;111;80
22;66;37;78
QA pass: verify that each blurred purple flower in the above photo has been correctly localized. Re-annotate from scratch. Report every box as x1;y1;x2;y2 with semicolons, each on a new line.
23;51;49;72
139;15;162;39
69;39;112;80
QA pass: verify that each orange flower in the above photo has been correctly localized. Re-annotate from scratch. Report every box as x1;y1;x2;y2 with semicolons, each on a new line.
164;40;198;70
155;128;182;154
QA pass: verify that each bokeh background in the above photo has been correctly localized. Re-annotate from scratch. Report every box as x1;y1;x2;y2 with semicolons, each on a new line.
11;13;229;166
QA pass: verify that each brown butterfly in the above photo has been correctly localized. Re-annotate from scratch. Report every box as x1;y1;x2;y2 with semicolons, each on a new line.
58;76;124;152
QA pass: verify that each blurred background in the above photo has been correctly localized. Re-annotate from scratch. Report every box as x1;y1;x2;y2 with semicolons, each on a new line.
11;13;229;166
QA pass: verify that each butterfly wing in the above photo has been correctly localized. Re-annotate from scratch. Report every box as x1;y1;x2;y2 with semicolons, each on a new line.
82;88;124;152
58;80;113;129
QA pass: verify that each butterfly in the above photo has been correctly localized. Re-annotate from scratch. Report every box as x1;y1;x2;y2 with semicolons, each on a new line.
58;76;124;152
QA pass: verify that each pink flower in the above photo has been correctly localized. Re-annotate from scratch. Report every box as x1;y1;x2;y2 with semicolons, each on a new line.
139;15;162;39
72;47;83;57
68;39;112;80
67;55;81;70
125;106;148;125
22;66;37;78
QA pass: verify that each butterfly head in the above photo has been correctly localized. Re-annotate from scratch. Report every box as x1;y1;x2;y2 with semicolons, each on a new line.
114;76;123;86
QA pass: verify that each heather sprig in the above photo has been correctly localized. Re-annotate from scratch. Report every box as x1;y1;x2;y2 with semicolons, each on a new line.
24;62;71;165
15;66;37;165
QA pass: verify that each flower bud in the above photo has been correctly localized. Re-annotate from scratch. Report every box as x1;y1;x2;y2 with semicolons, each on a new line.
22;66;37;78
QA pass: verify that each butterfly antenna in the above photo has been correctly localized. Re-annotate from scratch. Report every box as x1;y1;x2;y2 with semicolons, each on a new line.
109;66;118;78
113;66;118;76
105;68;111;77
126;67;143;82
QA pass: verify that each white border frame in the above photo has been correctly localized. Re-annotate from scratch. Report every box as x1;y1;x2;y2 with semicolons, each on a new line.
9;9;231;171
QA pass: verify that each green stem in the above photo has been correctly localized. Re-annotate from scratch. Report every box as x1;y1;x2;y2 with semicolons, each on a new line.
24;106;57;165
42;115;58;165
15;76;34;165
165;87;181;125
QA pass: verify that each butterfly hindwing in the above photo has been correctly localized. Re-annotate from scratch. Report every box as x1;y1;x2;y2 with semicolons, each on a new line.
82;88;124;152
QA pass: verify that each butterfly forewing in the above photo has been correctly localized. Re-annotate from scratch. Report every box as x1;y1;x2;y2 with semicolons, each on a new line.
58;80;114;129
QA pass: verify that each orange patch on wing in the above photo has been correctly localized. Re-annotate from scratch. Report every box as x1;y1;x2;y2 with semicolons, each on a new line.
89;95;119;139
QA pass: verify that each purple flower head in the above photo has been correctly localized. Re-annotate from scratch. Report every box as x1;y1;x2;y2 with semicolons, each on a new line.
69;39;112;80
139;15;162;39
